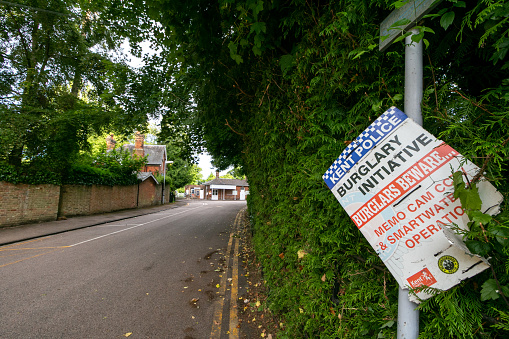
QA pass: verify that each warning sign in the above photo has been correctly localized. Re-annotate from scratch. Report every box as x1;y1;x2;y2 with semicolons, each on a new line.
323;107;503;302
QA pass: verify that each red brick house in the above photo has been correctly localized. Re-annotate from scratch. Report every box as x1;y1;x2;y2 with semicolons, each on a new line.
120;132;168;176
108;132;171;204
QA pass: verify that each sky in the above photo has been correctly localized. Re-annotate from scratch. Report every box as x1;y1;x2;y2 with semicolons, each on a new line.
121;40;229;180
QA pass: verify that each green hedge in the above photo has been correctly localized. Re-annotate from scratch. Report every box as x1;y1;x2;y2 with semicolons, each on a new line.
62;163;139;186
0;163;61;185
0;149;145;187
207;1;509;337
128;0;509;336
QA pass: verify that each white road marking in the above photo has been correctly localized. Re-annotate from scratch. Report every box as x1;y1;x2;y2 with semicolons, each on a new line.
68;206;203;247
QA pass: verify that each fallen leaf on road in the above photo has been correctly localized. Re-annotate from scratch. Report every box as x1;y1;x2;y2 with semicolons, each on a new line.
216;284;220;288
124;333;132;337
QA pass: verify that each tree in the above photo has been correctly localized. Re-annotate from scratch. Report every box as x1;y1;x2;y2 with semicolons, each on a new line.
0;0;154;172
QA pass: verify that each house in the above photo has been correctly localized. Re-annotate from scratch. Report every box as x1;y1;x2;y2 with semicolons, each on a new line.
185;184;204;199
107;132;171;204
185;171;249;201
120;132;168;176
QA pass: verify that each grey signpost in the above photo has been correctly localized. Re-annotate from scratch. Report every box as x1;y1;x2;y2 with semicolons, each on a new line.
380;1;442;337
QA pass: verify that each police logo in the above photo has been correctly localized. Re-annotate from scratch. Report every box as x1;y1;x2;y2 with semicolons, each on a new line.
438;255;459;274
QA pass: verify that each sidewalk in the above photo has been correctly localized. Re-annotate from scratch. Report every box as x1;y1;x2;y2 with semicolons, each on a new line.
0;199;188;247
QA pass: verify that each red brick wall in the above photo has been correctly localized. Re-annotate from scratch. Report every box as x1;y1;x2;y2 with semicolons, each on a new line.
59;184;92;216
0;180;168;228
145;164;161;174
89;185;137;214
138;180;159;207
0;182;60;227
60;184;138;217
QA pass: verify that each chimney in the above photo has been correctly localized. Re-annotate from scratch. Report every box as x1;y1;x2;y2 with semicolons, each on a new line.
134;131;144;157
216;170;220;179
106;134;116;151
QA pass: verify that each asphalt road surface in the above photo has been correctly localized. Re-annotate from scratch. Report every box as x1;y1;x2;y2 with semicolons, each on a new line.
0;200;247;339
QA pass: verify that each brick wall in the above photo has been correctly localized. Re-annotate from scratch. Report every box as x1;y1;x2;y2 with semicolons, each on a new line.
0;180;169;228
59;184;138;217
145;164;161;174
0;182;60;227
138;180;159;207
89;185;137;214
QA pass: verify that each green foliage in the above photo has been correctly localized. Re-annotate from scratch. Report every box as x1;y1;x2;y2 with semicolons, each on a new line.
144;0;509;337
0;0;153;170
63;148;146;186
0;163;61;185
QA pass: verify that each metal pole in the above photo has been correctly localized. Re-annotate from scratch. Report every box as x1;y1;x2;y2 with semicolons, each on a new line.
162;160;166;204
404;28;423;126
398;28;422;339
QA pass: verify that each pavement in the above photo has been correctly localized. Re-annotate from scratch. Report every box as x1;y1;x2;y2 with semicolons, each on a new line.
0;199;189;247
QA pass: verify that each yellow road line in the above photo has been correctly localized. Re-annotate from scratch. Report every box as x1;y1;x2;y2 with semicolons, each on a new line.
210;208;244;339
0;246;70;251
211;233;234;339
0;248;63;268
0;237;49;249
229;235;240;338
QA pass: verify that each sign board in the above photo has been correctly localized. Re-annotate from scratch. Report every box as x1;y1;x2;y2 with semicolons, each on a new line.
379;0;442;52
323;107;503;302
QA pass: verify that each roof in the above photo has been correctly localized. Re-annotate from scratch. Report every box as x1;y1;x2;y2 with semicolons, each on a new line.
137;172;159;184
123;144;166;165
203;178;249;187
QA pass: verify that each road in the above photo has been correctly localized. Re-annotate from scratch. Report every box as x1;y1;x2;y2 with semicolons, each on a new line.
0;200;247;339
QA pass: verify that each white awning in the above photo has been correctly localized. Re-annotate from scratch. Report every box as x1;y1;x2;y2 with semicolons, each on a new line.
210;185;237;189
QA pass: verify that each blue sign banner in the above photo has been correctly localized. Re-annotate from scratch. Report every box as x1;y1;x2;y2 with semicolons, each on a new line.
323;107;408;189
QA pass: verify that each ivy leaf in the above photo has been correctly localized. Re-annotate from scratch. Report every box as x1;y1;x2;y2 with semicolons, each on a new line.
393;1;410;9
479;279;509;301
453;172;482;210
489;226;509;246
465;240;490;256
380;320;395;328
452;171;464;192
440;11;455;30
457;186;482;211
411;31;425;43
468;210;492;225
250;22;267;35
390;18;411;30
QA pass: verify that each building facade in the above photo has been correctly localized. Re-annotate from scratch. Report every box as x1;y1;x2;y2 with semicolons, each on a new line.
185;171;249;201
